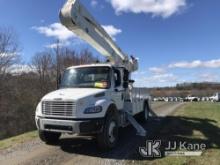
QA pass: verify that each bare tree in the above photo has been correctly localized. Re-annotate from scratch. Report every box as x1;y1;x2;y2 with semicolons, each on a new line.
61;48;79;67
52;41;97;86
79;49;98;64
0;27;19;74
0;27;20;110
32;51;53;94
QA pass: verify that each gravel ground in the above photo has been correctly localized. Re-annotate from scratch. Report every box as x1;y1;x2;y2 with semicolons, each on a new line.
0;102;184;165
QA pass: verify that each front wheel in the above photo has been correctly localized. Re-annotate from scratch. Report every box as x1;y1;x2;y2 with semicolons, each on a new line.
97;112;119;150
39;131;61;144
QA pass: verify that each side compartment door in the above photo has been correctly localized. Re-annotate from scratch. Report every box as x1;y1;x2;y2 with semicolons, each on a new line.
132;88;144;114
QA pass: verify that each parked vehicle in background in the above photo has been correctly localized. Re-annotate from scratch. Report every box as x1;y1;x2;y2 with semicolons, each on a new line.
152;94;220;103
185;96;199;102
210;93;220;102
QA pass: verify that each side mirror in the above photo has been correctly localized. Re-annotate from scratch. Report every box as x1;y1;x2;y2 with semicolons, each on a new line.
123;69;129;81
129;80;135;83
123;82;129;88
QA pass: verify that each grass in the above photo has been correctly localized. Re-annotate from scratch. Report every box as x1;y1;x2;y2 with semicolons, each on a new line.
129;102;220;165
0;131;37;150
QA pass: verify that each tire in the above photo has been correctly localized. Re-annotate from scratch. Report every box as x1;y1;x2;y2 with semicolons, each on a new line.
39;131;61;144
97;110;119;150
139;102;149;122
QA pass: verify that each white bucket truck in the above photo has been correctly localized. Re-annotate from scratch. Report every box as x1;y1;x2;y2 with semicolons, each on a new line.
35;0;151;149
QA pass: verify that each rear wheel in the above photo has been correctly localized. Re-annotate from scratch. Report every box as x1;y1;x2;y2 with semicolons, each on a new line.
39;131;61;144
97;110;119;150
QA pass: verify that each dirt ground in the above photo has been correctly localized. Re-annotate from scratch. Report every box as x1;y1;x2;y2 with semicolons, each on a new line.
0;102;184;165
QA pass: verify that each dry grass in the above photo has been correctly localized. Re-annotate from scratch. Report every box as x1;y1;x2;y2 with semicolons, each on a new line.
0;131;37;150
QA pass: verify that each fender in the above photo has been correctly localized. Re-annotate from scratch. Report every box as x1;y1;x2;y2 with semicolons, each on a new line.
94;98;115;117
95;98;121;121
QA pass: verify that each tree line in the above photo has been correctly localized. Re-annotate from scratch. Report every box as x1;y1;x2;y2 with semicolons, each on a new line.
0;27;98;139
149;82;220;97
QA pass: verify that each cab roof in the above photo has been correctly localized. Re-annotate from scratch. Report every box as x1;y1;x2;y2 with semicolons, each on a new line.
66;63;114;70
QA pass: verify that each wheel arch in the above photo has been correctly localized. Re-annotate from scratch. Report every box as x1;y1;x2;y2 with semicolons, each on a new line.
105;103;120;123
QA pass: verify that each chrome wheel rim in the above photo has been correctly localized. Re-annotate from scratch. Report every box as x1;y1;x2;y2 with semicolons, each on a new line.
108;121;116;143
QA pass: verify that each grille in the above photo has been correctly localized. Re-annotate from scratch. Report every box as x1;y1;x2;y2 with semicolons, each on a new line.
42;101;76;117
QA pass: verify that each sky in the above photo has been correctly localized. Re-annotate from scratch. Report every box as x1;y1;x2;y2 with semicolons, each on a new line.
0;0;220;87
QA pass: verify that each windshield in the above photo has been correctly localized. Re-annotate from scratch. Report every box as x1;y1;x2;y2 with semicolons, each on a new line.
60;67;111;89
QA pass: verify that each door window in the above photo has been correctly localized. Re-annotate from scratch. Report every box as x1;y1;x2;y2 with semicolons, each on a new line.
114;69;121;87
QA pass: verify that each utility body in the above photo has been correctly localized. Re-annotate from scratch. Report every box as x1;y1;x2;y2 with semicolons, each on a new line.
35;0;151;149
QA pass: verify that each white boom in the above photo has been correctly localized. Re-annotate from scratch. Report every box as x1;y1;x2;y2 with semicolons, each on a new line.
59;0;138;72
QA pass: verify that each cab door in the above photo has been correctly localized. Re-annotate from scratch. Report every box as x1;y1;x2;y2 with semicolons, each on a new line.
111;68;124;110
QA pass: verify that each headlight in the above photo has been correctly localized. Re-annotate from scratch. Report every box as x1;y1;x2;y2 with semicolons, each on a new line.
84;106;102;114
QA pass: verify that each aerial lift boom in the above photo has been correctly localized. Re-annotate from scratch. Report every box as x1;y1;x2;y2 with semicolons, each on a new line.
59;0;138;72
